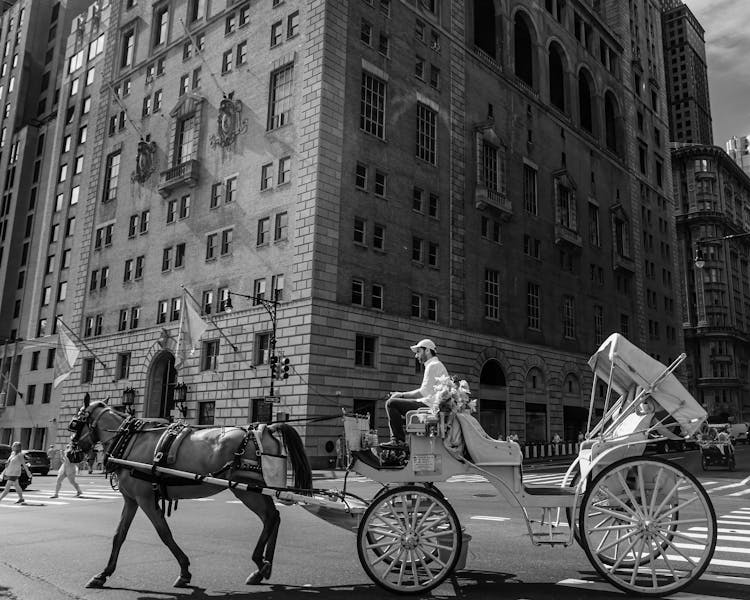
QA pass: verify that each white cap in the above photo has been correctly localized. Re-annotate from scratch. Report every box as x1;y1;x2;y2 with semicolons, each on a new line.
410;339;436;352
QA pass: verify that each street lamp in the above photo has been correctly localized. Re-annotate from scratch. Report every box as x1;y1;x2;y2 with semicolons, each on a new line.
122;387;136;416
173;382;188;418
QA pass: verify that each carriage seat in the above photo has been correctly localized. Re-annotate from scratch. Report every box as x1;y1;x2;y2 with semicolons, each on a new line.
454;413;522;466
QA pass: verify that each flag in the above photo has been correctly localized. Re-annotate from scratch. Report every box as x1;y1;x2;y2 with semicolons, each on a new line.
53;324;80;387
175;292;209;371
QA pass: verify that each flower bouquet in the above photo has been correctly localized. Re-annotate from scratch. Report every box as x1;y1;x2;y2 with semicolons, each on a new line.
432;375;476;416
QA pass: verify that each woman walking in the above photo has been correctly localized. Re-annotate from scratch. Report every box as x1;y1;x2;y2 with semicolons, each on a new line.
0;442;32;504
50;444;83;498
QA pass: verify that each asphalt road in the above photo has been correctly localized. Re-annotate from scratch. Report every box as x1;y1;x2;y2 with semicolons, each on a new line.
1;446;749;600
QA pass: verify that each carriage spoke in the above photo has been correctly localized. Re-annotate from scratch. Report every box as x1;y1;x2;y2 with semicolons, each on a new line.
637;466;648;518
654;530;699;568
371;542;403;567
648;468;665;518
629;536;647;586
597;528;640;555
588;501;637;523
409;549;420;586
589;522;642;533
615;472;645;520
600;487;641;520
415;501;437;532
607;534;641;572
655;495;699;522
417;514;449;535
656;517;708;528
654;477;684;517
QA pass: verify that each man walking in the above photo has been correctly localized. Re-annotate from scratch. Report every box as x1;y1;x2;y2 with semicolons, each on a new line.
381;339;449;450
50;444;83;498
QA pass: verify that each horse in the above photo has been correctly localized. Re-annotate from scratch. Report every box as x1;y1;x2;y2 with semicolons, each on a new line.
67;395;312;589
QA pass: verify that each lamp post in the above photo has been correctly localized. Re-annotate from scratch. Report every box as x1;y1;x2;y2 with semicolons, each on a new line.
122;387;136;415
221;289;281;399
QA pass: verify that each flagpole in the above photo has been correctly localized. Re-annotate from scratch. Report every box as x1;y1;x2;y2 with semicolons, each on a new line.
57;318;116;382
180;285;238;351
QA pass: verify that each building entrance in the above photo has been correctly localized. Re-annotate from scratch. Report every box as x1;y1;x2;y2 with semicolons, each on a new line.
146;351;177;419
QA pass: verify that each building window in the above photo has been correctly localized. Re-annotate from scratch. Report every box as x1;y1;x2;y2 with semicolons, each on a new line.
221;228;233;255
257;218;270;245
351;279;365;305
225;176;237;202
354;217;366;244
274;212;288;241
373;223;385;250
287;11;299;38
485;268;500;319
202;290;214;314
206;233;217;260
255;332;270;365
271;20;283;46
117;352;131;379
268;63;293;130
170;297;181;321
563;295;576;339
527;282;540;330
372;284;383;310
120;29;135;68
416;102;437;164
355;334;376;367
360;71;386;139
211;182;222;207
153;4;169;47
556;178;576;230
594;304;604;345
411;293;422;318
201;340;220;371
412;237;423;262
198;401;215;425
355;162;368;190
261;164;273;190
103;150;121;202
278;157;291;184
81;357;95;383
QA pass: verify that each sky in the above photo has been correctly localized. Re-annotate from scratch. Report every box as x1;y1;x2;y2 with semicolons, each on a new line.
684;0;750;145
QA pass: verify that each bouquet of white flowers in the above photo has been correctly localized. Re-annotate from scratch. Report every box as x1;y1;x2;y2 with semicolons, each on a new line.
432;375;476;416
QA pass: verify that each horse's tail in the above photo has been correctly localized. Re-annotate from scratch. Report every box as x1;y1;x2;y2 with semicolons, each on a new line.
276;423;313;495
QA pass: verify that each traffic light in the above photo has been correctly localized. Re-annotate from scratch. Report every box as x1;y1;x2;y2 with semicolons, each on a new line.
281;357;290;379
269;355;278;379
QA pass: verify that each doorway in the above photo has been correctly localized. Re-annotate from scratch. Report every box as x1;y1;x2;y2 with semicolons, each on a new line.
146;351;176;418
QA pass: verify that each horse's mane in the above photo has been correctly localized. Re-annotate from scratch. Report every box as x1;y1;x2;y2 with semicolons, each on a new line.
272;423;312;495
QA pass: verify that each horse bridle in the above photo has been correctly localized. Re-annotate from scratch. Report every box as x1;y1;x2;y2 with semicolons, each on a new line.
68;402;121;450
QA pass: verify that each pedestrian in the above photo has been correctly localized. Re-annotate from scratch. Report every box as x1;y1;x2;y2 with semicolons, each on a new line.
0;442;32;504
552;432;562;455
381;338;449;450
94;442;105;473
51;444;83;498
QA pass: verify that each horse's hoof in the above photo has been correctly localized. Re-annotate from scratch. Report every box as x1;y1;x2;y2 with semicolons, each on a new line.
173;572;192;588
246;561;272;585
86;576;106;588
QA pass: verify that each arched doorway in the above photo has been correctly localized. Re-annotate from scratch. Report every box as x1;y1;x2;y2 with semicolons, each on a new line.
479;359;507;439
146;350;177;418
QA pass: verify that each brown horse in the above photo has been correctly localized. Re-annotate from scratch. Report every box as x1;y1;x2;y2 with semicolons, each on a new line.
67;396;312;589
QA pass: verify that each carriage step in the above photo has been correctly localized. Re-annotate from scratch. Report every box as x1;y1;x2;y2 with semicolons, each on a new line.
530;531;572;546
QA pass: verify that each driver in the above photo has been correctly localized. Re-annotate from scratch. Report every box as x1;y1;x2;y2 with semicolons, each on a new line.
380;339;448;450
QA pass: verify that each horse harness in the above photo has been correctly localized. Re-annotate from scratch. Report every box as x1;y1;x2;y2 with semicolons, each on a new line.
93;410;286;515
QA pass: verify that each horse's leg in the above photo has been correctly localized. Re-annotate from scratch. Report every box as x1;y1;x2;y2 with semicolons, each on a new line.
138;496;192;587
233;492;280;585
86;495;138;588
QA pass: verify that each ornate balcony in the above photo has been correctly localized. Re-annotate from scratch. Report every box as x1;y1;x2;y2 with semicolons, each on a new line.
475;187;513;220
158;159;200;197
554;224;582;248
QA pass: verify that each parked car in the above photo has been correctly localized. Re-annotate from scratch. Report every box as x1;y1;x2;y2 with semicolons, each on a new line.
0;443;32;490
22;449;51;476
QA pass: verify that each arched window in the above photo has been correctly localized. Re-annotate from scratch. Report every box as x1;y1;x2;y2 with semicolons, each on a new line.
578;68;593;133
604;91;619;153
480;359;506;386
474;0;496;58
514;13;534;87
548;43;565;111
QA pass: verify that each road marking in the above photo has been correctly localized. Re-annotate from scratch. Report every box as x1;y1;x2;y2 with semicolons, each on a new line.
684;532;750;543
718;520;750;526
664;554;750;570
727;514;750;520
704;475;750;493
689;527;750;536
729;489;750;497
470;516;510;522
701;573;750;586
557;578;746;598
676;542;750;555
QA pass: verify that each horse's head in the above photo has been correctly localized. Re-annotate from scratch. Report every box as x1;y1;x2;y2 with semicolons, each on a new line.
67;393;124;456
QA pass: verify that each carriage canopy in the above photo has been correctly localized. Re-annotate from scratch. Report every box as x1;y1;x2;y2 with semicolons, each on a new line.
588;333;706;436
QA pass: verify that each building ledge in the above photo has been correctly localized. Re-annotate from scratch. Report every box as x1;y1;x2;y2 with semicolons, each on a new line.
613;252;635;273
554;224;582;248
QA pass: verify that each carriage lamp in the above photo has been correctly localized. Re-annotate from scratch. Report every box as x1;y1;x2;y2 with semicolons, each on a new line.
174;382;188;418
122;387;136;415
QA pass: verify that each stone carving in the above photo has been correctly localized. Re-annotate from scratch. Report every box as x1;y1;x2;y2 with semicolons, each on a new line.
210;96;248;148
132;138;157;183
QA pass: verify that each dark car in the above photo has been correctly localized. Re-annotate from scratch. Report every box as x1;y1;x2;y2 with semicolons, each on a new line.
0;443;32;490
22;449;51;476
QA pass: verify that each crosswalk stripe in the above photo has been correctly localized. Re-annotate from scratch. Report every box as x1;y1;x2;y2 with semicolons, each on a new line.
676;542;750;555
718;520;750;526
690;527;750;536
704;475;750;493
558;577;748;598
664;554;750;570
729;489;750;497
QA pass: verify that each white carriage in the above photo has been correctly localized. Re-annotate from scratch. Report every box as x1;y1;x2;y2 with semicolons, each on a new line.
345;333;716;596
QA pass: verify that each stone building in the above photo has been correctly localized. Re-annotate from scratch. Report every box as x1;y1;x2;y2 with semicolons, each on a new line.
674;144;750;422
1;1;684;466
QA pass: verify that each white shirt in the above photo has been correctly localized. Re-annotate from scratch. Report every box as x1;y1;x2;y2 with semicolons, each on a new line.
415;356;449;408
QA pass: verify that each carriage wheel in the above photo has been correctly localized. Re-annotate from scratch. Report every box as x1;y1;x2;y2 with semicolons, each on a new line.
357;485;461;595
580;456;716;596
